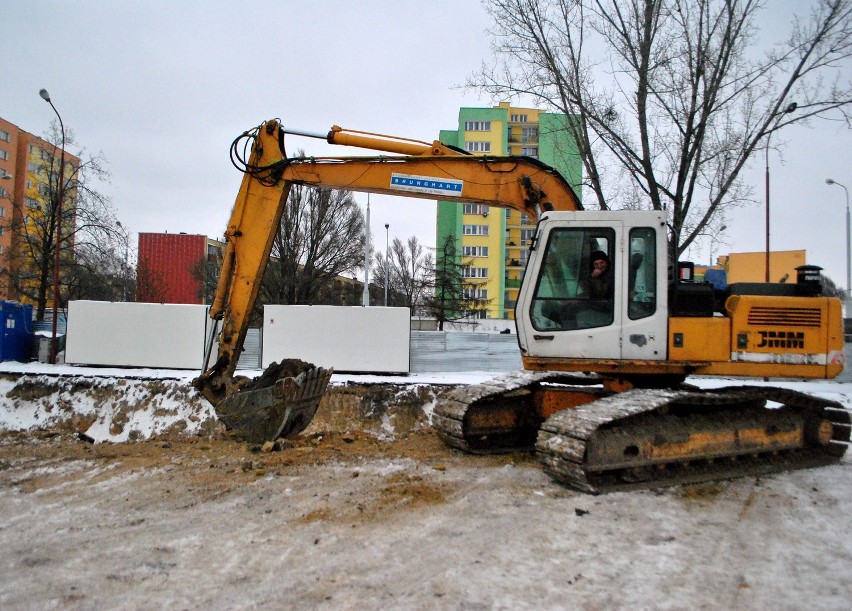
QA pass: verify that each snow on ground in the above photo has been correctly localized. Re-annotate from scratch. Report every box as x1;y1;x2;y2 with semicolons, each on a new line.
0;362;501;442
2;360;852;440
1;362;851;608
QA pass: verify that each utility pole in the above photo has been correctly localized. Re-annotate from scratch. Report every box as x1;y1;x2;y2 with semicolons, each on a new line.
764;102;797;283
384;223;389;306
826;178;850;300
39;88;66;364
362;195;370;306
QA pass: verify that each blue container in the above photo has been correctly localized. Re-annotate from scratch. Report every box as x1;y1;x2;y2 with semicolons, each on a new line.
704;268;728;290
0;301;34;362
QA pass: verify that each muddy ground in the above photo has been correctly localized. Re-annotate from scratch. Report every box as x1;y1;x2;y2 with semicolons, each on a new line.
1;426;850;608
0;374;851;608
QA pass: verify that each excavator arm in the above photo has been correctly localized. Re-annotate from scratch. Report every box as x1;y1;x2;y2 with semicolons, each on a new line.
193;119;581;437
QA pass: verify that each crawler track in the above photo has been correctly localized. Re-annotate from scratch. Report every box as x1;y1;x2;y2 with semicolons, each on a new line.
434;371;598;453
434;379;850;493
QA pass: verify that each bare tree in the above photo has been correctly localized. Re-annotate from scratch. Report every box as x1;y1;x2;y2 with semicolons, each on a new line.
371;236;433;312
261;182;366;306
136;258;168;304
370;251;402;307
2;122;124;317
473;0;852;260
189;247;222;305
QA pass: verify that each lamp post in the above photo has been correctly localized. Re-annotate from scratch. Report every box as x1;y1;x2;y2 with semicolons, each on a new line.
826;178;850;300
708;224;727;267
384;223;389;306
765;102;797;283
39;88;66;364
362;195;370;306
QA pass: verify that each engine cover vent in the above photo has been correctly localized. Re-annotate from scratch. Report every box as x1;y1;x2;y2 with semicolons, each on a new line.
747;306;822;328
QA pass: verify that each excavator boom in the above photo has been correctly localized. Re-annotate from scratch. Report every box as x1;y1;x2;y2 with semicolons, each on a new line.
193;119;581;440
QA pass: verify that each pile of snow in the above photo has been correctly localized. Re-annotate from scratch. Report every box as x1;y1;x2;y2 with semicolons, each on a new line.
0;373;217;442
2;361;851;444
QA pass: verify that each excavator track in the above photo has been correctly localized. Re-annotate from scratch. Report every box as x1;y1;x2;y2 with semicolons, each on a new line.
434;379;850;493
433;371;593;453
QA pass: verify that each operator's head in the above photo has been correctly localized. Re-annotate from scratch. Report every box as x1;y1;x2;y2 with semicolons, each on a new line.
590;250;610;275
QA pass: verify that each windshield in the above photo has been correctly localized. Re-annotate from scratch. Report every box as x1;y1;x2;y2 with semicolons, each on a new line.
530;227;615;331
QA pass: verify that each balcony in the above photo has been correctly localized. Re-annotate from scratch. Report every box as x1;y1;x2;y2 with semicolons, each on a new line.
507;135;539;144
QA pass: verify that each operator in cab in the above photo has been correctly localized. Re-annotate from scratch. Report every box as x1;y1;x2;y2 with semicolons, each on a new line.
587;250;613;299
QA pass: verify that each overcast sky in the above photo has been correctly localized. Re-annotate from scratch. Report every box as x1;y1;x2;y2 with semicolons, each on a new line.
2;1;850;285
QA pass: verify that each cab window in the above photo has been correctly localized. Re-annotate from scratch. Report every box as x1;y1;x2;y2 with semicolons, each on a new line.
530;228;615;331
627;228;657;320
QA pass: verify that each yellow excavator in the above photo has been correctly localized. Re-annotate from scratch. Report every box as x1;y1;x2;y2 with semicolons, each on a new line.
193;119;849;493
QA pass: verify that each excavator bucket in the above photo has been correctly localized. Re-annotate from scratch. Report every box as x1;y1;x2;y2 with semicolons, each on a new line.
213;367;333;443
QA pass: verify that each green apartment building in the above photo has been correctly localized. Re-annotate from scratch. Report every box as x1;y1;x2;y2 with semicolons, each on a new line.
436;102;582;320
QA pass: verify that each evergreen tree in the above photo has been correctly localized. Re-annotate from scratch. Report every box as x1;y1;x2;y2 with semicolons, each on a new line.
423;234;490;330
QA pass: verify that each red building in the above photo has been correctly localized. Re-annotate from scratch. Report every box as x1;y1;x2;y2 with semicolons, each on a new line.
137;233;211;304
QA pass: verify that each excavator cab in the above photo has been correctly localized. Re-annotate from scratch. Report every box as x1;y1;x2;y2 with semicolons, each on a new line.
517;210;669;363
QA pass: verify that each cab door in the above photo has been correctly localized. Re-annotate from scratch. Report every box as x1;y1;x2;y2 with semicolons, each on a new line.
516;211;667;362
620;220;668;360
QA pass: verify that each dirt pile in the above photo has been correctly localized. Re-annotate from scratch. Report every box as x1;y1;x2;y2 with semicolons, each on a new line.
0;372;445;444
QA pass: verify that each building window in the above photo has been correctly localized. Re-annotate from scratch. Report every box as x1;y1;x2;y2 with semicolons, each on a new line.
521;228;536;243
26;198;41;210
510;114;528;123
0;189;6;199
464;121;491;131
464;141;491;153
462;267;488;279
0;149;7;160
0;129;10;142
463;203;489;215
521;147;539;158
463;224;489;236
463;287;488;300
522;127;539;140
27;162;40;173
463;246;489;257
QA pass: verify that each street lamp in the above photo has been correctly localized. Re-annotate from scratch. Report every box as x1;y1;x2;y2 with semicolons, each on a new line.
708;224;727;266
39;88;66;364
362;194;370;306
826;178;850;299
384;223;389;306
765;101;797;283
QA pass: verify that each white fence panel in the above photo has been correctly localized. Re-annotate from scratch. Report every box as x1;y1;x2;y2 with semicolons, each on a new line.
65;301;209;369
262;305;410;373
